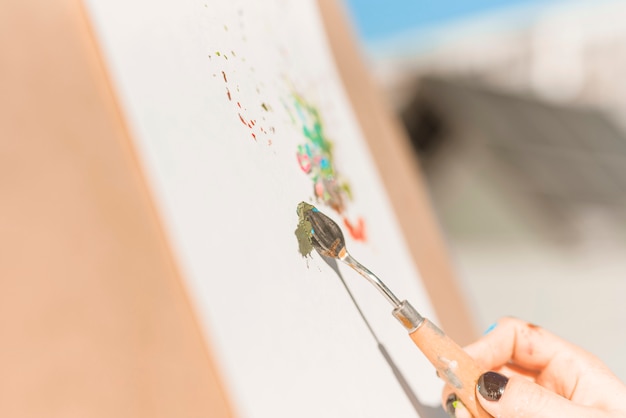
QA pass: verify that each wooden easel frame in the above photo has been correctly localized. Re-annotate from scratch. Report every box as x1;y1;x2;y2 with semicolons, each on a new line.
0;0;476;416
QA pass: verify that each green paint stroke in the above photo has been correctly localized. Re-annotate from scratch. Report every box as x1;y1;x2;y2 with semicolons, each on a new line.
295;201;315;257
292;93;352;213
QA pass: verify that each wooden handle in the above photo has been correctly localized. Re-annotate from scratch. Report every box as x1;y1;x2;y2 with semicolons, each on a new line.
409;319;491;418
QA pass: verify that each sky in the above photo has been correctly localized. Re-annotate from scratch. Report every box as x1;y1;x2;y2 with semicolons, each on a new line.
343;0;554;44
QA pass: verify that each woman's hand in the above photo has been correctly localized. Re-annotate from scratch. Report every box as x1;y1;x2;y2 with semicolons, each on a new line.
442;317;626;417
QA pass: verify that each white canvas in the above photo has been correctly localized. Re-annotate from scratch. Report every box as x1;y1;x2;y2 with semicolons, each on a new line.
84;1;444;416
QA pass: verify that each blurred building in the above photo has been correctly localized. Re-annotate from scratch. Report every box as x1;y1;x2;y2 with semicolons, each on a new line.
368;0;626;245
402;77;626;245
373;0;626;122
356;0;626;380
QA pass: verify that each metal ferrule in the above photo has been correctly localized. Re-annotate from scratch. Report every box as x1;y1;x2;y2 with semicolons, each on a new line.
392;300;424;333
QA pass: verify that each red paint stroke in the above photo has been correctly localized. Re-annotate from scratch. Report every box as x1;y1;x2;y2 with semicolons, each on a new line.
314;181;324;198
251;132;256;140
238;113;247;125
222;71;228;82
226;88;231;101
343;217;366;241
297;152;312;173
237;102;242;108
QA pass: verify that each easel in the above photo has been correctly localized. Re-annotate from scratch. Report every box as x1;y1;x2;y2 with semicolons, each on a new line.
0;0;476;416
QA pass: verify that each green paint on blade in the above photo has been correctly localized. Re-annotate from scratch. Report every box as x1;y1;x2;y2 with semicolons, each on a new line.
295;201;316;257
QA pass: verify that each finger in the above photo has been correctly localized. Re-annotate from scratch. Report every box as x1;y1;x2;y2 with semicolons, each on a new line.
464;317;617;400
496;362;539;382
441;385;472;418
465;317;607;373
476;372;610;418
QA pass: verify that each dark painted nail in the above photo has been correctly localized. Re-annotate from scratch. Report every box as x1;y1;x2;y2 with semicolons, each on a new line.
445;393;459;417
477;371;509;401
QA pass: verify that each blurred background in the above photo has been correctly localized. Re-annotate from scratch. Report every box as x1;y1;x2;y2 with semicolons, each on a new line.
343;0;626;381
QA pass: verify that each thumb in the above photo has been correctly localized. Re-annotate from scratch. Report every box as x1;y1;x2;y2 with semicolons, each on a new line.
476;371;602;418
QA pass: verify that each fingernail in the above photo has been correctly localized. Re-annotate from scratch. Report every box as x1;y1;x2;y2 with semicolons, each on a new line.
483;322;497;334
477;371;509;401
445;393;460;417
